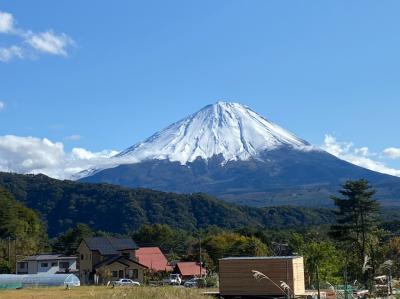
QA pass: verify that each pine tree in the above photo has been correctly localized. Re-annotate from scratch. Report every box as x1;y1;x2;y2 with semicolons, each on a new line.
329;179;380;285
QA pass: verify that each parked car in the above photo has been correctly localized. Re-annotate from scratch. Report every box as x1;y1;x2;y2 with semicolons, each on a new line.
184;277;202;288
162;274;182;285
112;279;140;287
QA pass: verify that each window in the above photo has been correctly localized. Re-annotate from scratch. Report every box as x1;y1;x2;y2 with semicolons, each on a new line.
51;262;57;267
19;262;26;269
128;269;138;279
119;270;124;278
59;262;69;269
132;269;138;279
112;271;118;277
81;254;84;260
41;263;48;268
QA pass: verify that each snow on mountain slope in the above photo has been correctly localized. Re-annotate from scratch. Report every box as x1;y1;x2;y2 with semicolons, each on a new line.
116;101;311;164
79;101;400;207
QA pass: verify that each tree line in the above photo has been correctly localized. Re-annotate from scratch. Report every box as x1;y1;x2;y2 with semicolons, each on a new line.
1;176;400;293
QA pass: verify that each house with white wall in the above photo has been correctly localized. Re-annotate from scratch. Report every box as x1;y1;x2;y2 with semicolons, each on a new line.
17;254;77;274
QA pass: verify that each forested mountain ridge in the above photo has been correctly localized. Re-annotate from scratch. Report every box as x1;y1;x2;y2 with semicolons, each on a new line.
0;172;335;236
0;187;47;271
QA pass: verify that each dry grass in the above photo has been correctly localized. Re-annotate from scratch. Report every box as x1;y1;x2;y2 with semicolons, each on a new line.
0;286;215;299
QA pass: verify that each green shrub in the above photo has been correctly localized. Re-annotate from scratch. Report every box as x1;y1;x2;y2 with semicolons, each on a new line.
0;261;11;274
196;278;207;288
205;276;218;287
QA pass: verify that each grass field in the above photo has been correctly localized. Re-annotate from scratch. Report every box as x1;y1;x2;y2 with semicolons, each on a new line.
0;286;216;299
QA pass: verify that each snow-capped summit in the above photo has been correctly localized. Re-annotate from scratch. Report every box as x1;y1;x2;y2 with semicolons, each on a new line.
81;101;400;207
116;101;310;164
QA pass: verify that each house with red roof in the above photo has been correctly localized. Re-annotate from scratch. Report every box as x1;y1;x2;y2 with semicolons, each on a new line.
135;247;173;273
173;262;206;280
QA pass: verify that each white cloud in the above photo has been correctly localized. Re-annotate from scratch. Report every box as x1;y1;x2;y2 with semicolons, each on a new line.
0;135;118;179
322;135;400;177
0;135;65;177
0;11;14;33
71;148;118;160
0;45;23;62
383;147;400;159
0;101;4;111
322;135;350;156
0;11;75;62
354;146;370;157
26;31;74;56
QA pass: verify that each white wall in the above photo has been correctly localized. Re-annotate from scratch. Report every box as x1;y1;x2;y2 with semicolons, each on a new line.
19;259;77;274
37;261;58;274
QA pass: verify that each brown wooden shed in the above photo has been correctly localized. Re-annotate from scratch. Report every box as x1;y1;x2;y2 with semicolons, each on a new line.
219;256;305;298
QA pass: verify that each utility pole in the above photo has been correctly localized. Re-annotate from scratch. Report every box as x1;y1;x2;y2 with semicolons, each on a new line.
8;236;11;271
199;237;202;278
15;238;17;274
344;266;348;299
316;264;321;299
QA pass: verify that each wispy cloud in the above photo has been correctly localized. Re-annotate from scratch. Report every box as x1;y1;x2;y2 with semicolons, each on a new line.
0;101;4;111
322;134;400;177
0;10;75;62
26;30;75;56
0;11;14;33
49;123;65;130
65;134;82;141
383;147;400;159
0;45;23;62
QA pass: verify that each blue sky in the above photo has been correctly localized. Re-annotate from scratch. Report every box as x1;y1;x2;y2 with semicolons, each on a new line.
1;1;400;178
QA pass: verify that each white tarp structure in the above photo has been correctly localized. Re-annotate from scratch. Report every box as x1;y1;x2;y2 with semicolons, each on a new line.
0;273;80;289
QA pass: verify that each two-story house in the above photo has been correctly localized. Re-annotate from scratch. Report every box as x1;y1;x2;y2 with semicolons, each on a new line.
17;254;77;274
77;237;148;284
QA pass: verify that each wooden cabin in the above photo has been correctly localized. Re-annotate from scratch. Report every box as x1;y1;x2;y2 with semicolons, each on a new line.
219;256;305;298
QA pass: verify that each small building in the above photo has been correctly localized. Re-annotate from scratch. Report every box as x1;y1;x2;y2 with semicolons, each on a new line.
77;237;148;284
135;247;172;273
17;254;77;275
173;262;206;281
219;256;305;298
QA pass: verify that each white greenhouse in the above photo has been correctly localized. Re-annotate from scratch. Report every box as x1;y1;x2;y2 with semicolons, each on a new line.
0;274;80;289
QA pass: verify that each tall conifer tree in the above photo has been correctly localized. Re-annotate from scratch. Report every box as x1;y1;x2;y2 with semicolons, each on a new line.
330;179;380;284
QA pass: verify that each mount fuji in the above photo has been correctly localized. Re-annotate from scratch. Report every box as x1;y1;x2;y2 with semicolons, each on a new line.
80;102;400;207
117;101;311;164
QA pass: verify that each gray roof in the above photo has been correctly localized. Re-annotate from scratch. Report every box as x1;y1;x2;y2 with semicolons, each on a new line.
20;254;76;262
93;255;148;269
84;237;138;255
220;256;302;261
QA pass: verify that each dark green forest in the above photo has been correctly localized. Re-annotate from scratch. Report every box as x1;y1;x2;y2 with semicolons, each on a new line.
0;172;335;236
1;171;400;292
